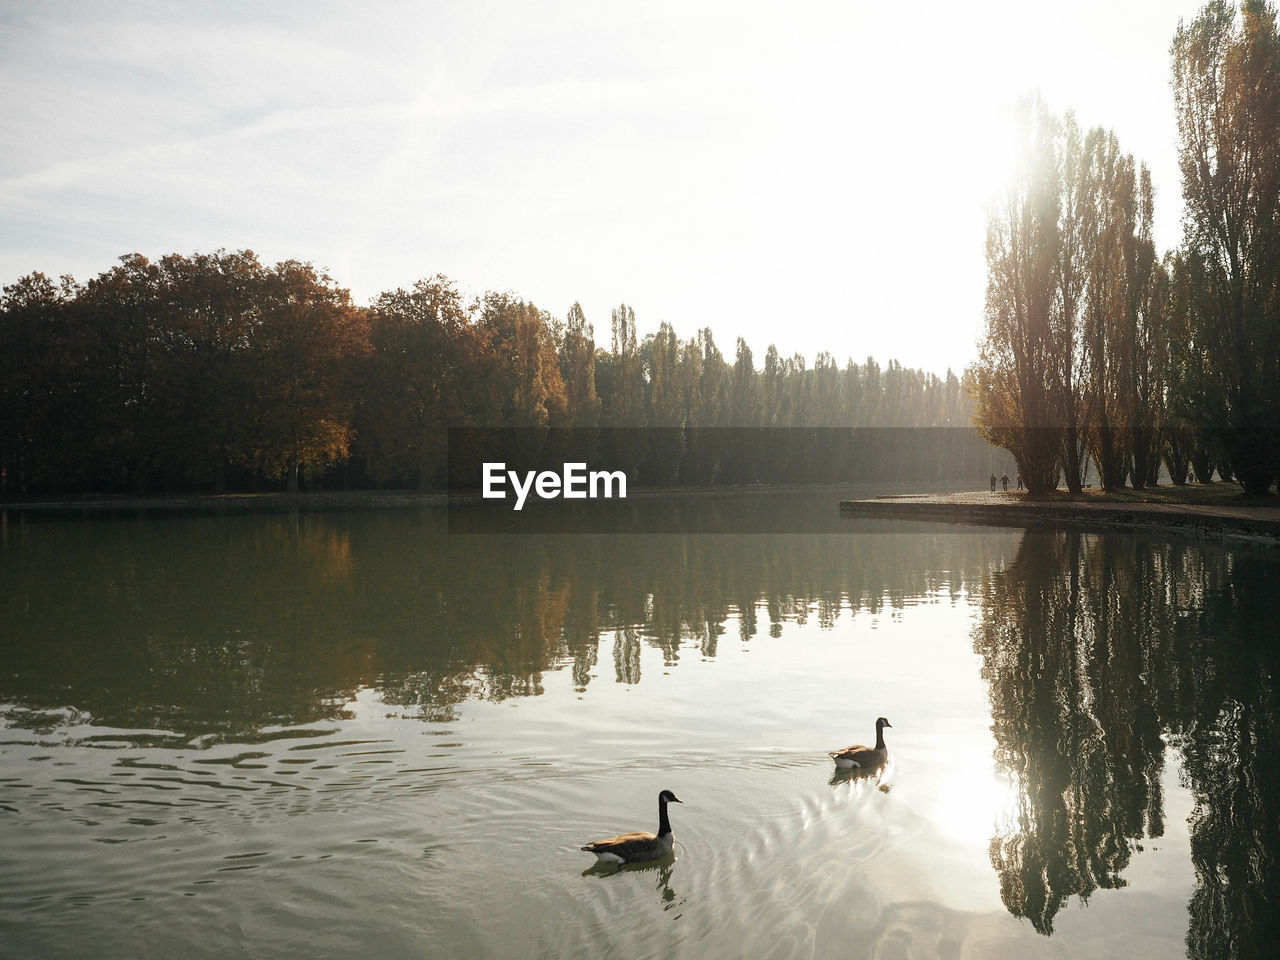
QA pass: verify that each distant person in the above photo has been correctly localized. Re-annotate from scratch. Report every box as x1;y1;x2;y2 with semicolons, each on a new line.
1016;474;1023;491
1000;473;1009;491
989;473;997;492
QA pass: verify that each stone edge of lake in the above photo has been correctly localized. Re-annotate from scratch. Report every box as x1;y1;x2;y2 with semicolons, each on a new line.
840;492;1280;544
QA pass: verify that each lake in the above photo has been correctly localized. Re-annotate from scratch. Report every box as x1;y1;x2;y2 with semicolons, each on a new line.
1;493;1276;959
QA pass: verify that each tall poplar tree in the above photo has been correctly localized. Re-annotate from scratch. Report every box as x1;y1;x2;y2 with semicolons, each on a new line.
1055;113;1092;493
968;95;1064;494
603;304;649;478
1171;0;1280;493
560;302;600;429
1082;131;1138;491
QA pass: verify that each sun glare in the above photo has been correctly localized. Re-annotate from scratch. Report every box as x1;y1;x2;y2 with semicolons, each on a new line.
935;770;1020;847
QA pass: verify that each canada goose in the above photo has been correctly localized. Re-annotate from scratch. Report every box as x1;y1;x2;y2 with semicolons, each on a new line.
581;789;683;864
829;717;892;769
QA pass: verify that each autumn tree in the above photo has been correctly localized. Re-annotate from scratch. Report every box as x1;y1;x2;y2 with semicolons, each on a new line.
1054;114;1092;493
150;250;269;492
643;321;686;429
0;273;80;492
808;352;845;479
969;96;1172;495
468;292;568;476
722;337;762;482
357;275;488;488
967;95;1064;494
1082;131;1140;491
1126;179;1168;490
75;254;168;492
1171;0;1280;493
478;293;568;429
684;329;729;484
250;261;369;492
600;304;649;478
1164;252;1219;482
557;301;602;469
560;302;601;429
642;321;686;483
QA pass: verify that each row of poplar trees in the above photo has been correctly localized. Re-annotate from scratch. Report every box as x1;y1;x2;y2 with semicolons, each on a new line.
967;1;1280;495
0;257;974;495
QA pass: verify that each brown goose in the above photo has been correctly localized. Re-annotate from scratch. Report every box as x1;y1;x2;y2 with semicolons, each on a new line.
829;717;892;769
580;790;682;864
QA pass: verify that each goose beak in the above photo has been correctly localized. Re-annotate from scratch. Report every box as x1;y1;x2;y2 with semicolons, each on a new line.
670;795;683;803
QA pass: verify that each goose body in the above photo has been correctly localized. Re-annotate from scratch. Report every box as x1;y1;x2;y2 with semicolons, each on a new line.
581;789;682;864
829;717;891;769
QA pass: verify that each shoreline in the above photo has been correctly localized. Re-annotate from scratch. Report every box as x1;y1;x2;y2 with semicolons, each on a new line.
0;491;448;515
0;481;945;516
5;485;1279;545
840;489;1280;545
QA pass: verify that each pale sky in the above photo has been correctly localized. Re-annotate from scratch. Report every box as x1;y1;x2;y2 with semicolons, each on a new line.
1;0;1209;376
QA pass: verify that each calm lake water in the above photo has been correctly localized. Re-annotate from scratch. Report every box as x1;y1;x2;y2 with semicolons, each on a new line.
2;493;1277;959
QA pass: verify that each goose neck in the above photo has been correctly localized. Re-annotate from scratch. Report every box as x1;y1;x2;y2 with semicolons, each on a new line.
658;797;673;837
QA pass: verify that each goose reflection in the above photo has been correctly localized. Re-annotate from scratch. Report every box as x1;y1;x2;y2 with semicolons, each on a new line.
581;847;676;878
829;759;892;790
582;855;686;911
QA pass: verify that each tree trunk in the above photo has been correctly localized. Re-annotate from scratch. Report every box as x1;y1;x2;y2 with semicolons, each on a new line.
1061;432;1085;494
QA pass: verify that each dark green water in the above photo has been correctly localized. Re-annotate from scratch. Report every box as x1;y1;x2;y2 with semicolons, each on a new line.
1;498;1276;958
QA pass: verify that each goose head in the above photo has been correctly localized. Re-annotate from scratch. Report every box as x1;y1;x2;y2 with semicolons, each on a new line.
659;789;682;805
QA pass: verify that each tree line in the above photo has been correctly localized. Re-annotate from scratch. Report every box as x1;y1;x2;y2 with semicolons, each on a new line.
0;255;985;496
967;0;1280;495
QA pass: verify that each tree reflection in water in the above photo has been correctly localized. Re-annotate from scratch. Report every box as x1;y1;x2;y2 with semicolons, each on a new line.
974;530;1279;957
0;510;991;734
3;509;1277;953
1178;550;1280;960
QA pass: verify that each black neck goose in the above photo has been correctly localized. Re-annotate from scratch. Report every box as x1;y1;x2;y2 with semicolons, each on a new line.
581;790;682;864
829;717;892;769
